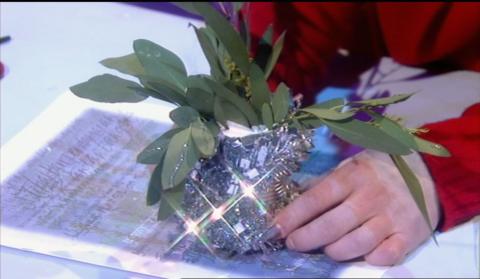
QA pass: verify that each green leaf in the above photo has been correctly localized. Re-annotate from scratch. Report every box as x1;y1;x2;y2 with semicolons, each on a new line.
297;117;323;129
70;74;148;103
222;100;250;127
254;25;273;71
390;155;436;238
191;119;216;157
214;97;228;127
301;107;355;120
312;98;345;109
262;103;274;129
146;163;163;206
260;24;273;46
193;27;225;80
161;128;199;190
141;79;187;106
137;128;183;164
133;39;187;90
413;136;451;157
291;117;304;130
140;74;186;95
186;74;213;92
157;183;186;221
271;83;290;122
169;106;200;128
205;78;259;126
238;5;251;51
249;63;271;111
368;112;451;157
186;87;214;114
205;119;220;136
185;75;215;113
265;31;286;79
368;111;416;151
322;118;412;155
351;93;413;107
157;197;174;221
100;53;145;77
296;98;346;129
192;2;250;74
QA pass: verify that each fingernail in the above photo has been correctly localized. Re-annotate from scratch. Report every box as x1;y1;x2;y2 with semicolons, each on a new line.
262;223;283;241
286;237;296;250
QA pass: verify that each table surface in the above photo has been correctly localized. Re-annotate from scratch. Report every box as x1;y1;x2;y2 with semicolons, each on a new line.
1;2;479;278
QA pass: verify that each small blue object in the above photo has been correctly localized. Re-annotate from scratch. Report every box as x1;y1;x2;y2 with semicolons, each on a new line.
299;87;354;176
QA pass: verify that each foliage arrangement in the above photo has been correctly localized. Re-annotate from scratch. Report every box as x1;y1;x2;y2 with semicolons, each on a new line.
70;2;450;235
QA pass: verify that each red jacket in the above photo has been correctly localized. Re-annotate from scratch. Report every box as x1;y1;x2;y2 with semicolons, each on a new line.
247;2;480;232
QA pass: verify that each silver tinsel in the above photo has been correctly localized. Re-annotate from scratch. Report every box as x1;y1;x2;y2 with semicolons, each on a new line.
178;125;314;257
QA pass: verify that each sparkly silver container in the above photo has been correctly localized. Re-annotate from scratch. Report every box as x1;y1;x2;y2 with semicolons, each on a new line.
180;126;314;257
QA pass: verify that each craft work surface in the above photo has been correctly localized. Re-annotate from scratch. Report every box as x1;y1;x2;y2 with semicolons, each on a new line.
1;2;479;279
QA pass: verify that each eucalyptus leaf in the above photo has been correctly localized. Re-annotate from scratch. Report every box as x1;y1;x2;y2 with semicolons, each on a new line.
146;163;163;206
193;27;225;80
322;118;412;155
131;84;176;104
296;98;345;128
137;128;183;164
301;107;354;120
271;82;290;122
187;74;213;92
205;78;259;125
351;93;413;107
186;87;214;114
222;100;250;127
265;31;286;79
368;111;416;152
238;5;251;51
249;63;271;111
262;103;274;129
297;117;323;129
254;25;273;71
192;2;250;74
140;74;186;95
413;136;451;157
169;106;200;128
260;24;273;46
70;74;147;103
141;79;188;106
291;117;304;130
161;128;199;190
157;196;174;221
312;98;345;109
191;119;216;157
100;53;145;77
390;155;436;238
133;39;187;90
214;97;228;127
368;112;450;157
157;183;186;221
205;120;221;136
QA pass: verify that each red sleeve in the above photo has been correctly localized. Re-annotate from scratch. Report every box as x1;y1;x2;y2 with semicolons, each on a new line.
419;104;480;232
247;2;372;105
248;3;480;103
376;3;480;72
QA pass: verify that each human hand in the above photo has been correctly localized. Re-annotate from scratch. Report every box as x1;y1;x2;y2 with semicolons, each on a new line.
272;150;440;266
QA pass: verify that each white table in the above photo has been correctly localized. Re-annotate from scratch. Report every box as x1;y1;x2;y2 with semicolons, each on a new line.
1;2;479;278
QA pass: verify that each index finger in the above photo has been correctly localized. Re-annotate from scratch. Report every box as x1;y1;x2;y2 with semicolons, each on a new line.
273;171;353;238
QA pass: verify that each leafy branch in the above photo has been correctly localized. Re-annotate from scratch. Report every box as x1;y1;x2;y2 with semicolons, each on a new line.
69;1;450;235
